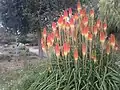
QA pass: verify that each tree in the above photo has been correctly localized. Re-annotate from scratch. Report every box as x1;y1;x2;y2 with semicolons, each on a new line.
0;0;29;35
0;0;78;58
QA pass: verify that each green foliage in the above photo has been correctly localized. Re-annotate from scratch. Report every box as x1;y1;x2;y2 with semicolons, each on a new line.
99;0;120;33
11;59;120;90
0;0;29;35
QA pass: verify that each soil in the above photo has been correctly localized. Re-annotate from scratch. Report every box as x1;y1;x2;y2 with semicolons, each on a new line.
0;45;41;73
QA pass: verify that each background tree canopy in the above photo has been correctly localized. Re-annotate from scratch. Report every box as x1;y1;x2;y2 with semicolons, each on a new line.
0;0;78;57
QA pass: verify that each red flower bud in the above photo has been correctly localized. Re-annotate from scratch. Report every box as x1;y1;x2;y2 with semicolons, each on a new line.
83;26;89;39
77;1;81;12
69;18;74;29
96;19;101;28
82;15;88;26
82;43;87;56
63;42;70;56
80;8;86;17
58;16;63;27
100;31;106;44
74;48;78;63
88;33;93;41
47;34;52;48
90;9;94;17
93;25;98;35
68;8;72;17
103;23;107;31
55;43;60;57
65;22;70;30
50;32;55;43
109;34;115;48
63;10;68;20
73;13;79;20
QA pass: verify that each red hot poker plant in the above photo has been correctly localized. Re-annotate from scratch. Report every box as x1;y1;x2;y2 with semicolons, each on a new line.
41;1;117;74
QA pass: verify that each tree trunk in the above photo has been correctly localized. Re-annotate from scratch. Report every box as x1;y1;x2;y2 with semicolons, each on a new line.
37;29;43;58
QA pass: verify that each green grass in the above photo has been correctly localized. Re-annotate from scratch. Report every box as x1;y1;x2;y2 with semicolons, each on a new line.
0;60;47;90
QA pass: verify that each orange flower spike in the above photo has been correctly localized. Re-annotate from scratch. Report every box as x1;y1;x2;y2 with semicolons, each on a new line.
109;34;115;48
43;27;47;38
90;9;94;18
103;23;107;31
58;16;63;28
63;42;69;56
106;44;110;55
77;1;81;12
50;32;55;44
82;15;88;26
69;18;74;29
63;43;68;56
42;43;46;53
93;25;98;36
63;10;68;20
65;22;70;30
47;34;52;48
74;48;78;63
80;9;84;17
82;43;87;56
96;19;101;28
83;8;86;17
55;30;59;37
68;8;72;17
55;43;60;57
100;31;106;44
52;22;57;32
83;26;89;39
88;33;93;42
74;13;79;20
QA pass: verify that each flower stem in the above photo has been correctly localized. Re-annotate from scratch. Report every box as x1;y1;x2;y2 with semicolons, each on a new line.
99;44;104;72
83;55;85;74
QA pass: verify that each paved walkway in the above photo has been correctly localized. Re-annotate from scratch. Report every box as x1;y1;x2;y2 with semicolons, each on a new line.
26;46;39;55
26;46;47;57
